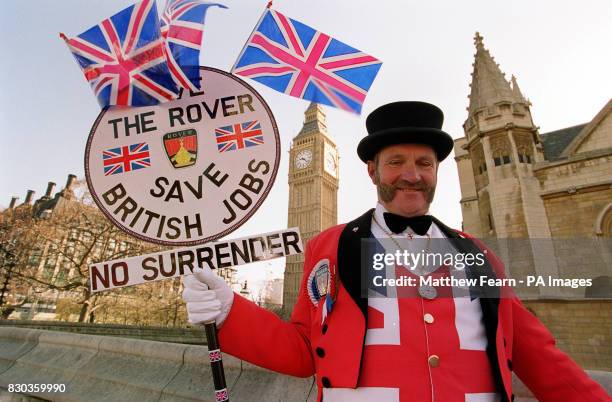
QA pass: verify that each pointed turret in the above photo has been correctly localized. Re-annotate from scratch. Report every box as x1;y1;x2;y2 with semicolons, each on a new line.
297;102;327;137
467;32;515;116
510;75;528;104
457;31;549;259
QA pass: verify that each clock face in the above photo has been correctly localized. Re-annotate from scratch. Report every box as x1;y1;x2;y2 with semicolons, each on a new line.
324;149;337;176
295;149;313;169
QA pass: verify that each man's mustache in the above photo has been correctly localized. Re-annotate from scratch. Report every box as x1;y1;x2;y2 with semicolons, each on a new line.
390;180;430;192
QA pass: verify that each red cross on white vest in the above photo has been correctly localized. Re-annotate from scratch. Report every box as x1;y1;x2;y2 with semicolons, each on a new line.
347;265;499;401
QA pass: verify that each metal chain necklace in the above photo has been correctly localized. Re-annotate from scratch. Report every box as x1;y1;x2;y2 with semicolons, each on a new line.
372;215;439;299
372;215;432;270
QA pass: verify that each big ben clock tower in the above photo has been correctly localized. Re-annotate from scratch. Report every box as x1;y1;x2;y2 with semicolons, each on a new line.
283;102;339;313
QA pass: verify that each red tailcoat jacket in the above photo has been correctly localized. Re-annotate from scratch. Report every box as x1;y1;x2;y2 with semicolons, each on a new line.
218;210;609;402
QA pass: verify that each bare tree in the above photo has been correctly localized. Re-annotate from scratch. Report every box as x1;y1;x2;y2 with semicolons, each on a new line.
1;180;167;323
0;206;36;319
91;279;187;327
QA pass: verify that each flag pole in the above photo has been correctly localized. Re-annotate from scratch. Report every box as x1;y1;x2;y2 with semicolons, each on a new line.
229;4;271;73
204;320;229;401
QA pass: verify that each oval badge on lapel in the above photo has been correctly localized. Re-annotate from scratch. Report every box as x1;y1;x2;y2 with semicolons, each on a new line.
307;259;330;306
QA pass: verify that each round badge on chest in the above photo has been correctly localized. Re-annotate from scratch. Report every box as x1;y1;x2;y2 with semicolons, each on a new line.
307;259;331;306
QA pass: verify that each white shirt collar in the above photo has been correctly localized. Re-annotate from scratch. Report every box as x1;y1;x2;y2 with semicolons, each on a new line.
372;202;444;239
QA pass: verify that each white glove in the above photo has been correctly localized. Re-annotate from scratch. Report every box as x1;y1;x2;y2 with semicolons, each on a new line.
182;267;234;327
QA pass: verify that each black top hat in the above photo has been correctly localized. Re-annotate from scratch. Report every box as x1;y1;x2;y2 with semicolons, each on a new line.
357;101;454;162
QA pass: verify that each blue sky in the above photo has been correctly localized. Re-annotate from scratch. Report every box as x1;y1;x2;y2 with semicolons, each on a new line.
1;0;611;289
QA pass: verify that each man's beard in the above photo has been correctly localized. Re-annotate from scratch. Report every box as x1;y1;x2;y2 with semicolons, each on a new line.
374;170;436;204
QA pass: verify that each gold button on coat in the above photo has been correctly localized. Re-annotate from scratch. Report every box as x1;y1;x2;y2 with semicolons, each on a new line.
428;355;440;367
424;313;434;324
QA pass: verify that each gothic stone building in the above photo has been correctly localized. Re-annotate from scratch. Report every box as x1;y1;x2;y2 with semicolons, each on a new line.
456;34;612;242
454;33;611;369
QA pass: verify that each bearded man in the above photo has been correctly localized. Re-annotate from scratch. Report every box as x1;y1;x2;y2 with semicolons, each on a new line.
183;102;609;402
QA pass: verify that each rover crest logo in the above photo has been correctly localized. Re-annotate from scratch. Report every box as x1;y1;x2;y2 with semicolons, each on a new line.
163;129;198;168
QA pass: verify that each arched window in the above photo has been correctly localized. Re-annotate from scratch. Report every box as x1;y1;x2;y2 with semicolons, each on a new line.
595;203;612;237
517;146;533;164
493;149;511;166
471;146;487;175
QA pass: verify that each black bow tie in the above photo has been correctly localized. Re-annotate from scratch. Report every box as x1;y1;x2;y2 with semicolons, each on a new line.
383;213;433;235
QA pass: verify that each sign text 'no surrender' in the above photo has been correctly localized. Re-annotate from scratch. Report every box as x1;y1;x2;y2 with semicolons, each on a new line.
89;228;302;293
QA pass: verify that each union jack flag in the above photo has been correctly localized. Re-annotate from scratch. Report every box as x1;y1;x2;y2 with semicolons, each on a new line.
161;0;227;92
208;348;222;362
103;142;151;176
215;120;264;153
232;9;382;114
215;388;229;402
61;0;179;107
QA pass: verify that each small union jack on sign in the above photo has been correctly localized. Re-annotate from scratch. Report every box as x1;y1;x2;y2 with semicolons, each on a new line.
215;120;264;153
103;143;151;176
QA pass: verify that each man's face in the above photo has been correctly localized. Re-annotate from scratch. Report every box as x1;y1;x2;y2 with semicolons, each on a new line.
367;143;438;217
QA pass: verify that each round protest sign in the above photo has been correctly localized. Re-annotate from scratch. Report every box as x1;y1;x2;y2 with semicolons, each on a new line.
85;67;280;246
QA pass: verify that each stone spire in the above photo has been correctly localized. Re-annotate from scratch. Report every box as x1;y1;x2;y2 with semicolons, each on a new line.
297;102;327;137
511;75;528;104
467;32;515;115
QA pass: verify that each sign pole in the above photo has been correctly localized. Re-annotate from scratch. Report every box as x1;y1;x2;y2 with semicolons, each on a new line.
204;321;229;402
